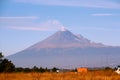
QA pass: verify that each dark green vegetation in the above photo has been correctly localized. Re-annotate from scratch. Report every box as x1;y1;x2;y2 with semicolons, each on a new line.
0;52;15;72
15;67;59;73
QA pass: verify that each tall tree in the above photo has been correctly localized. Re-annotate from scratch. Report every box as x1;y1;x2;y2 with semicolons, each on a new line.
0;52;3;58
0;52;15;72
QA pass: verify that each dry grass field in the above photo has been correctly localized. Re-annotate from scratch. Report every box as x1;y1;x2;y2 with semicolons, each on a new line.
0;70;120;80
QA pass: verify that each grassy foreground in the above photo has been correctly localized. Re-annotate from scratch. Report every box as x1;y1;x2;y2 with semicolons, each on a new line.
0;70;120;80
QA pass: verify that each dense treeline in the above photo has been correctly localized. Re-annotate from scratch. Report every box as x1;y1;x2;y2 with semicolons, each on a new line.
15;66;59;73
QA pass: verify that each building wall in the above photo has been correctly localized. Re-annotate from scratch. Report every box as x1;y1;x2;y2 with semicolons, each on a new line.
77;68;88;73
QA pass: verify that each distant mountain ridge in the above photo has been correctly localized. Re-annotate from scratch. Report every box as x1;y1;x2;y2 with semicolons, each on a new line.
7;28;120;68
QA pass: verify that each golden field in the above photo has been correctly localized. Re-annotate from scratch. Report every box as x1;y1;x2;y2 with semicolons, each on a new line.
0;70;120;80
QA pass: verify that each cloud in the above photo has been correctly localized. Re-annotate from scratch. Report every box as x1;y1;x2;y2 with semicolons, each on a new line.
91;13;113;16
77;27;120;32
10;26;48;31
0;16;38;19
0;16;64;31
7;19;65;31
0;16;39;23
13;0;120;9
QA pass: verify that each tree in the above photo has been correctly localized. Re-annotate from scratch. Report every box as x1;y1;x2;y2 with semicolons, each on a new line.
104;67;113;71
15;67;24;72
0;52;3;57
0;52;3;63
118;65;120;67
0;52;15;72
52;67;58;72
39;67;45;73
32;66;39;72
45;67;49;72
24;68;31;72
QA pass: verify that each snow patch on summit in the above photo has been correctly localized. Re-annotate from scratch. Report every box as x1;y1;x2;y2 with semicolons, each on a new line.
60;27;66;31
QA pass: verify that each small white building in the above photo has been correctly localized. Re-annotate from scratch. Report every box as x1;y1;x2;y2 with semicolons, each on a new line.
115;67;120;74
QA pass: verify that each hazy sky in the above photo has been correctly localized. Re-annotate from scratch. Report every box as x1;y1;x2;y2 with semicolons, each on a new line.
0;0;120;56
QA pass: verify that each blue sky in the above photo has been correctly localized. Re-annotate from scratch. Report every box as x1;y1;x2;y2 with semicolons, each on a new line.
0;0;120;56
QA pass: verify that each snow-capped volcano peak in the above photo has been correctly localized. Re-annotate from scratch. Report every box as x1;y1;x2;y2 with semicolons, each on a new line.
60;27;67;31
28;28;105;49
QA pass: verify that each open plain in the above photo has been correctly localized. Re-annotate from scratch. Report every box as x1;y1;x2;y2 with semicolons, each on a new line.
0;70;120;80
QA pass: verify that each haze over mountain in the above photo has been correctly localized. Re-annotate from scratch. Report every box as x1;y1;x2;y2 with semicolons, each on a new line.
7;28;120;68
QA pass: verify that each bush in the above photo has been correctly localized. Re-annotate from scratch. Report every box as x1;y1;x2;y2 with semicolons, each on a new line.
0;52;15;72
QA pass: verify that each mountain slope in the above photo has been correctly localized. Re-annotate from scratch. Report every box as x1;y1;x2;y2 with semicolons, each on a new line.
7;29;120;68
29;29;105;50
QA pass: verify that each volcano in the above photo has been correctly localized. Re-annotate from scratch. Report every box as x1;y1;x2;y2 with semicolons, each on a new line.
7;28;120;68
